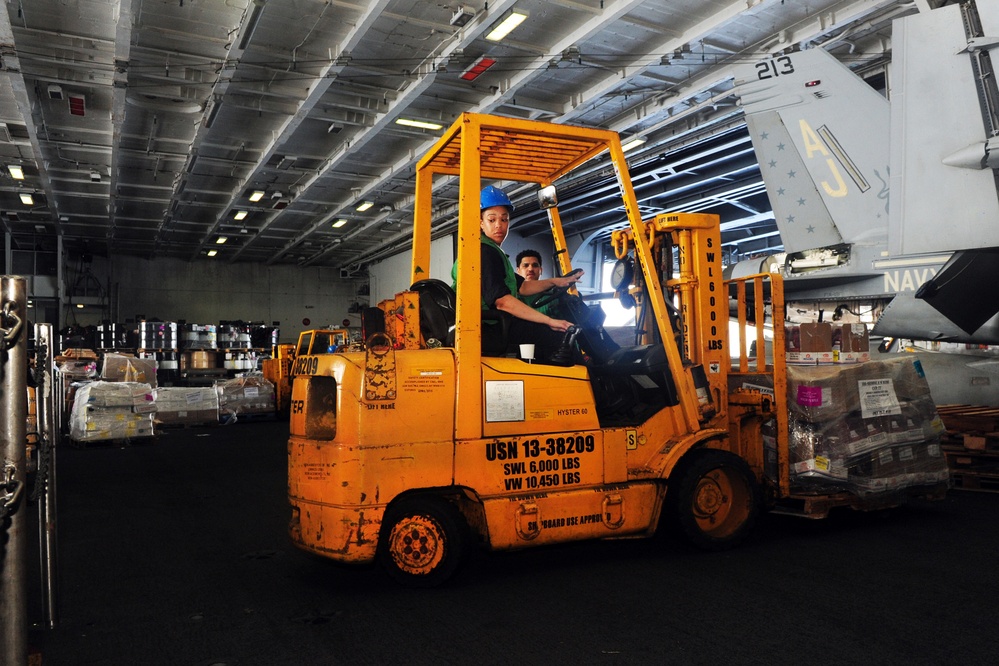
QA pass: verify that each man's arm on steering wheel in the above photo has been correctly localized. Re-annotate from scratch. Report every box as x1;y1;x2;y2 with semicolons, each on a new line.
494;294;574;333
518;268;584;296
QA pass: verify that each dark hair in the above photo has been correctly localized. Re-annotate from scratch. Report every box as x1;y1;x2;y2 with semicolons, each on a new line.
515;249;542;266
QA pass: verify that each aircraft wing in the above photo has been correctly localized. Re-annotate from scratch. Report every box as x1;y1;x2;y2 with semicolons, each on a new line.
915;249;999;336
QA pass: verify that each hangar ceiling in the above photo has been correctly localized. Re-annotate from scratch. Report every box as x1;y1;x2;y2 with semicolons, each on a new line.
0;0;922;270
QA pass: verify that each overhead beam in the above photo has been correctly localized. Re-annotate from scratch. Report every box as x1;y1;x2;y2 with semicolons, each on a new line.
193;0;402;260
0;6;63;236
239;0;524;264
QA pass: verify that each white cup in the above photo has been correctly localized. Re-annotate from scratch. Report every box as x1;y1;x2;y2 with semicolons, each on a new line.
519;343;535;362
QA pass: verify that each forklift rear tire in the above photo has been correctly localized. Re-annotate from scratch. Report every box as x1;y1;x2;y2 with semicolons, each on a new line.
378;496;466;587
667;449;760;551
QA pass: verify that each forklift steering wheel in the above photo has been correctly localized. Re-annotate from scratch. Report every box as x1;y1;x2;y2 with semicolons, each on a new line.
531;269;583;310
531;285;569;310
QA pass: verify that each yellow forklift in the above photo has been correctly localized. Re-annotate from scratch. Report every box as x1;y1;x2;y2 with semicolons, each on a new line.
286;113;946;586
262;329;350;416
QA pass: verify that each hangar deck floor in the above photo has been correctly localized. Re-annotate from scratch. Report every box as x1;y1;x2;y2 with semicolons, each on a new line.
26;420;999;665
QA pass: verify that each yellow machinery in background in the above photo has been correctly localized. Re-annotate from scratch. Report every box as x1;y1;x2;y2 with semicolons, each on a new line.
262;329;349;416
285;113;946;586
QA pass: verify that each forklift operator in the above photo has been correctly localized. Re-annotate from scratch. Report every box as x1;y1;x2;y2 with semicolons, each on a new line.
516;248;561;317
454;186;583;361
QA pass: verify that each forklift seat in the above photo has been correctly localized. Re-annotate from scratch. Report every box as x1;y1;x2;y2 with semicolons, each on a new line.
411;279;456;347
410;279;511;354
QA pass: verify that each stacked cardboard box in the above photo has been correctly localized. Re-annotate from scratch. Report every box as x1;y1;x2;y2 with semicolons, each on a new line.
153;387;220;426
786;322;870;365
216;374;275;420
102;353;158;387
787;357;949;495
69;381;156;443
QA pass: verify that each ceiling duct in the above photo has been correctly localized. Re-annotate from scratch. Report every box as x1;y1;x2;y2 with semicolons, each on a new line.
238;0;266;51
204;97;221;128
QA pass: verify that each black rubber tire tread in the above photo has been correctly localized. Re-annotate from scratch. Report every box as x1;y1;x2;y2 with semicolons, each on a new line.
377;496;466;588
666;448;761;551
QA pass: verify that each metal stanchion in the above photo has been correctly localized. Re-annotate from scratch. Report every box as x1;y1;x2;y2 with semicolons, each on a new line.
1;276;28;665
35;323;59;629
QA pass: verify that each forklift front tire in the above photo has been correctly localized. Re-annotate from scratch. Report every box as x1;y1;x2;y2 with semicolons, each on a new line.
667;449;760;551
378;496;466;587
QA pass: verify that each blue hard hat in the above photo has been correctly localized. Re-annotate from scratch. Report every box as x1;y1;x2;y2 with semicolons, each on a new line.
480;186;513;213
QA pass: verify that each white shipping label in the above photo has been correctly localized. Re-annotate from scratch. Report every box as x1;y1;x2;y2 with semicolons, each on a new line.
485;380;525;422
857;378;902;418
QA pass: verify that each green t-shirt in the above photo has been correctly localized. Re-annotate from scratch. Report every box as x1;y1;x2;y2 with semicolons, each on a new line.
451;236;519;316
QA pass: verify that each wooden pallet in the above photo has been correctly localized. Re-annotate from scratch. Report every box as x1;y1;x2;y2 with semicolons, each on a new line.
69;435;157;449
219;411;277;424
942;447;999;471
154;419;220;429
774;483;949;519
949;470;999;493
937;404;999;435
937;405;999;492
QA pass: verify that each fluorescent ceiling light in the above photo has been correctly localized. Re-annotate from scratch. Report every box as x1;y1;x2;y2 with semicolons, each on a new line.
234;210;248;220
76;303;85;309
486;11;527;41
207;249;218;257
249;190;265;202
621;136;647;153
7;165;24;180
19;193;34;205
356;201;374;212
395;118;443;131
332;218;348;228
216;236;228;244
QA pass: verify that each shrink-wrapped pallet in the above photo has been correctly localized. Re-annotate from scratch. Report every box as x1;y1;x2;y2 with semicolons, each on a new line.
69;381;156;443
787;357;949;496
153;387;220;426
215;374;275;420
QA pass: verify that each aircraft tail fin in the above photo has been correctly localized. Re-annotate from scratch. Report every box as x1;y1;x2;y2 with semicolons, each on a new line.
733;48;891;253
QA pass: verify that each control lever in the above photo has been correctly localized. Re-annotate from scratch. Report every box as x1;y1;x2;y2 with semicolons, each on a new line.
549;325;579;366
